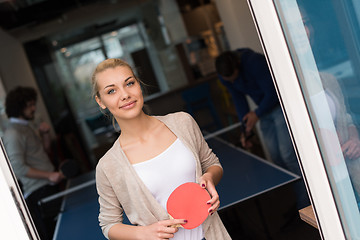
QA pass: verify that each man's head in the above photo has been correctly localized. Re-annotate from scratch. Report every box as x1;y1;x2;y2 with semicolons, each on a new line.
215;51;240;83
5;86;37;120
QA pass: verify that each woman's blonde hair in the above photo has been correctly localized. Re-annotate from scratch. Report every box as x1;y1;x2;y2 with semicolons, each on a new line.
91;58;139;99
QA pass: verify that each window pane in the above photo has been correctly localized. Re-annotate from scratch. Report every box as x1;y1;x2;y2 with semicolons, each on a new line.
57;48;105;115
102;31;124;59
274;0;360;238
63;37;102;57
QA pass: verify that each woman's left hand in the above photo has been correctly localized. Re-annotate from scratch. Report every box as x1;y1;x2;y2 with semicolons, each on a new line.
199;173;220;216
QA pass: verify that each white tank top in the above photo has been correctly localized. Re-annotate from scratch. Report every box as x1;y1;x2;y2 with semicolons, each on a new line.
132;138;204;240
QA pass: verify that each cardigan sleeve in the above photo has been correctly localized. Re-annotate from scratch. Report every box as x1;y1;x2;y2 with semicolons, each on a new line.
185;113;223;173
96;160;124;239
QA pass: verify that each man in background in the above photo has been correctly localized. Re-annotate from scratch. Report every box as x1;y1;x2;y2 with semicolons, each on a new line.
215;48;309;209
3;86;64;240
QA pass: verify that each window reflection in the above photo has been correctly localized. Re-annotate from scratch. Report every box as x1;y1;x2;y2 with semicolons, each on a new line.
275;0;360;238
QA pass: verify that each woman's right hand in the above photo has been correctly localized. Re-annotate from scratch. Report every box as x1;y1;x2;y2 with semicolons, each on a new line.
140;218;187;239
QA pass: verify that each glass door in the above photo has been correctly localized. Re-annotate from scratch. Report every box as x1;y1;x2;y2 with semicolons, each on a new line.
0;139;39;239
248;0;360;239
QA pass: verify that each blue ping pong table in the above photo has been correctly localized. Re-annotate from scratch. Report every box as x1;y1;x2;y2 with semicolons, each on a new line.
52;137;299;240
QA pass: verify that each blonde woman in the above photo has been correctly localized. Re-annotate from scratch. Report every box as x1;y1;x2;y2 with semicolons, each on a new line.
92;58;231;240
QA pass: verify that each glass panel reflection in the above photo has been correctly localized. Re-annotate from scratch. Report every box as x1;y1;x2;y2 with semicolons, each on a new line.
274;0;360;238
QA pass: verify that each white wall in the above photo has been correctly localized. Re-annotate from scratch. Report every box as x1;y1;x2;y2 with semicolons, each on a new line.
214;0;263;53
0;29;52;131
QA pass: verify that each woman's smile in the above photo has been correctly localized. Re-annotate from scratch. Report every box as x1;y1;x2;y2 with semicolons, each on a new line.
120;100;137;109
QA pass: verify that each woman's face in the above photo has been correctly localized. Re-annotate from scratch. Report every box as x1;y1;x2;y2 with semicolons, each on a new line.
95;66;144;121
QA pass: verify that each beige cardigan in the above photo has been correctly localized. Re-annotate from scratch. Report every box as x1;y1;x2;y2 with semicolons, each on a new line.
96;111;231;239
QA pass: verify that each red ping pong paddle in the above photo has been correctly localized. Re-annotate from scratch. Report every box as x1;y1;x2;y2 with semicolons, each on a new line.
166;182;211;229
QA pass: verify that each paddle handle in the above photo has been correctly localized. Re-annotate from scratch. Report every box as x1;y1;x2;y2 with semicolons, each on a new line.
168;214;184;228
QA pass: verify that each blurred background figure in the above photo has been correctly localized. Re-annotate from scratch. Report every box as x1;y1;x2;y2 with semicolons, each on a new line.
2;86;64;240
299;5;360;204
215;48;310;209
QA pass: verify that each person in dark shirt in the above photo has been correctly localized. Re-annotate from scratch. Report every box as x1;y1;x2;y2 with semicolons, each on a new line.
216;48;309;209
